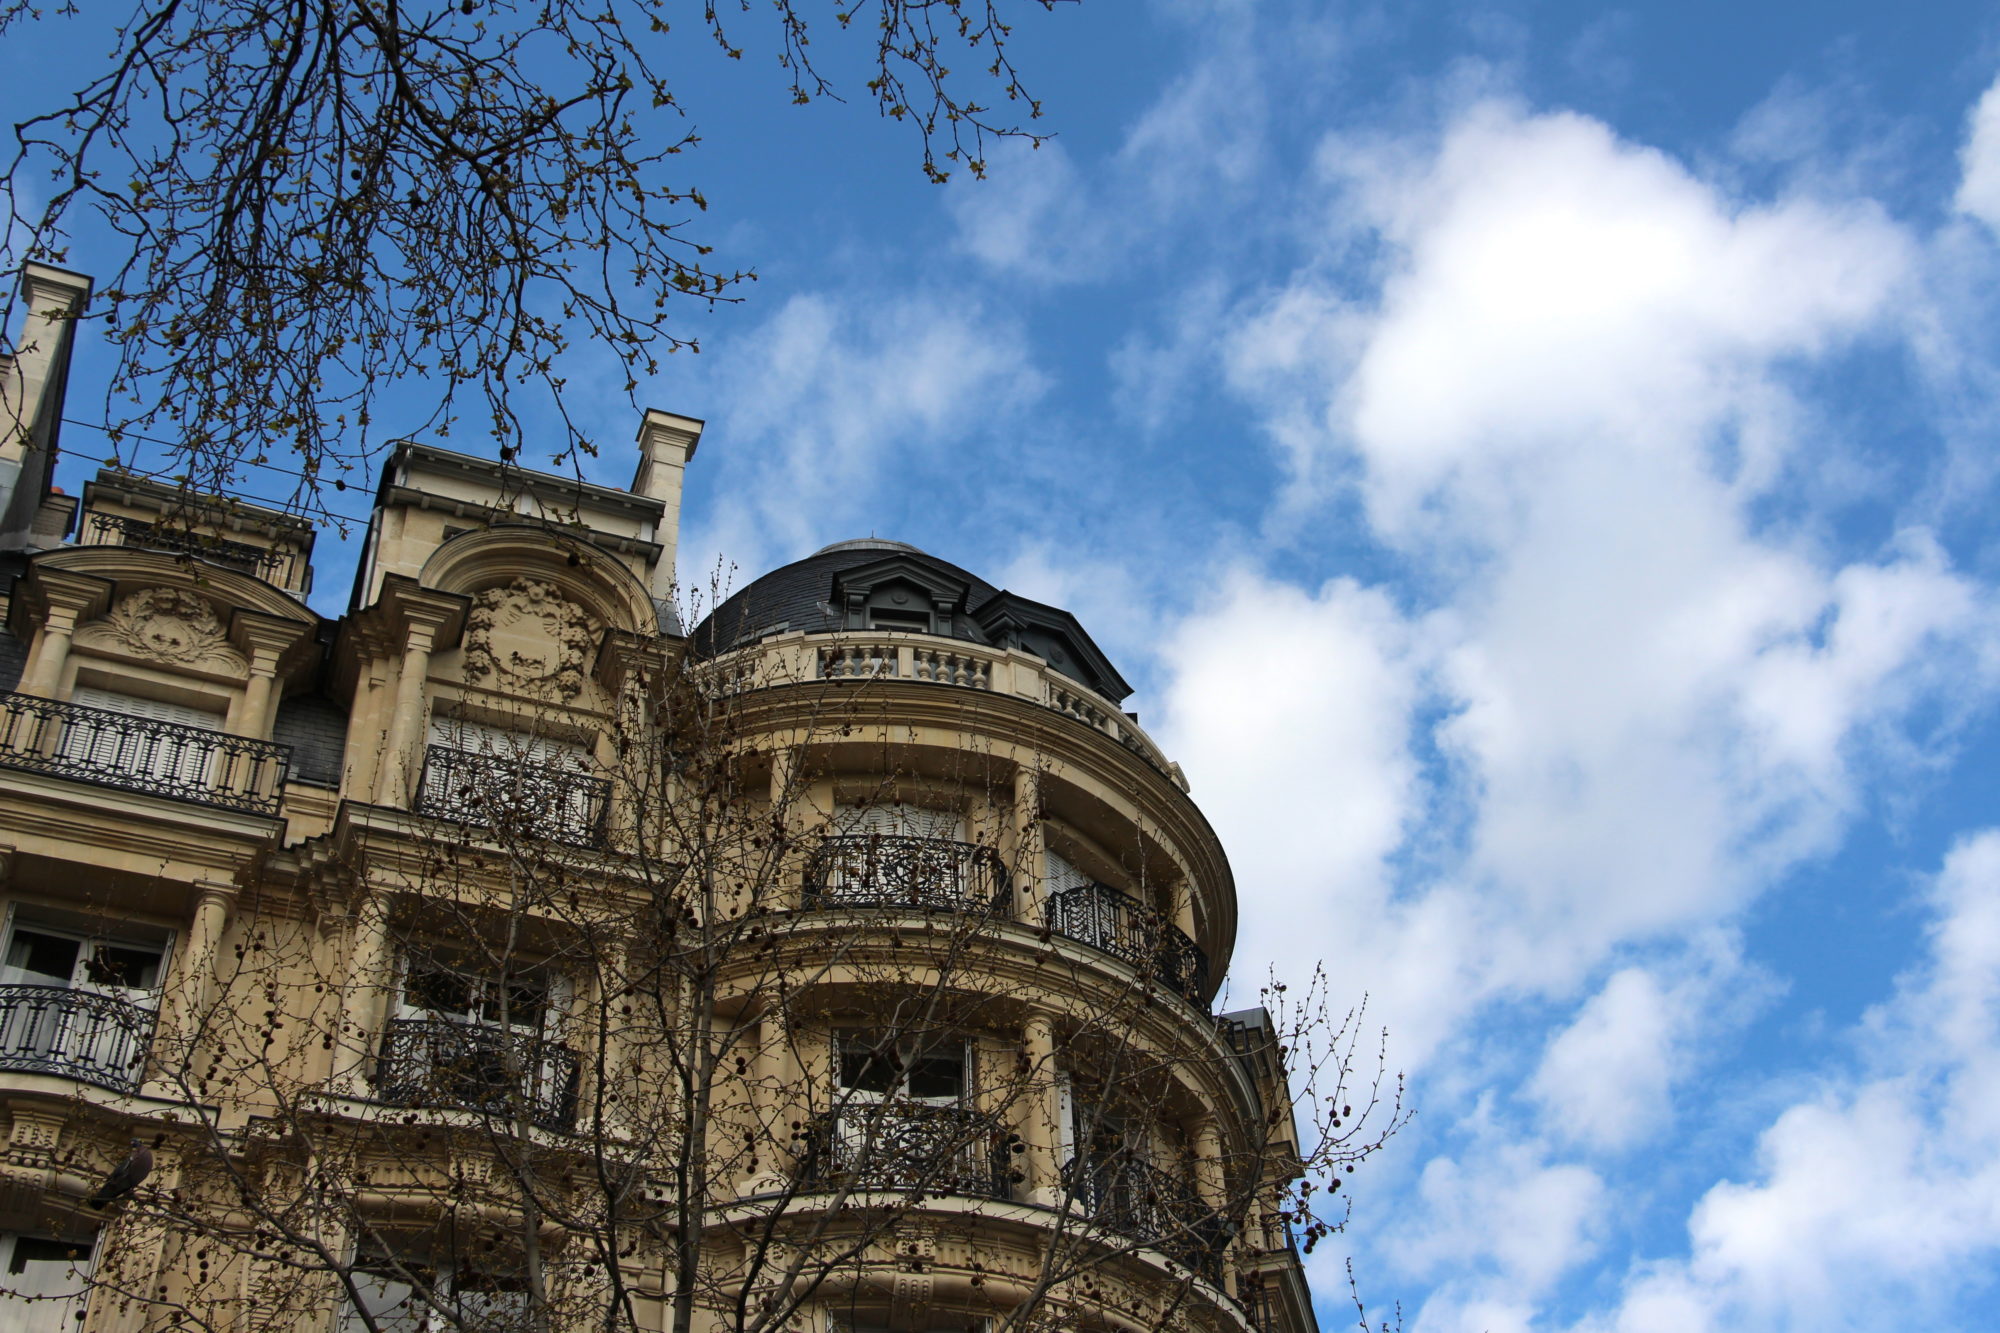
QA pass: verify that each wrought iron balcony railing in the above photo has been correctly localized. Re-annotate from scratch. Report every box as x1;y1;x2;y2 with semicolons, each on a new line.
374;1016;580;1133
414;745;612;848
798;1102;1016;1199
1065;1154;1228;1281
79;512;309;592
1046;883;1210;1006
0;693;292;816
803;835;1010;912
0;984;155;1095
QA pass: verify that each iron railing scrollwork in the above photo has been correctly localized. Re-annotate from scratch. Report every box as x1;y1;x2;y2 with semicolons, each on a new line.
798;1102;1016;1199
1064;1153;1229;1281
1046;883;1210;1005
80;512;305;589
803;835;1010;912
414;745;611;848
0;693;291;815
375;1016;580;1133
0;984;156;1094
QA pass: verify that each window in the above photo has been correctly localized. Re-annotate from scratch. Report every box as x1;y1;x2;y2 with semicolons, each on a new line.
375;952;577;1130
399;955;550;1034
338;1254;530;1333
62;688;224;785
838;1033;968;1107
0;1233;93;1333
833;803;964;841
0;916;164;1088
865;607;931;634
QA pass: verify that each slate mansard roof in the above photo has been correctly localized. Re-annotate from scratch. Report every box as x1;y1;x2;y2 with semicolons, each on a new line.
693;540;1133;703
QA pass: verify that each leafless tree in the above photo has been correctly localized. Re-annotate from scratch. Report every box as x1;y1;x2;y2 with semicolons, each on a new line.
0;0;1070;509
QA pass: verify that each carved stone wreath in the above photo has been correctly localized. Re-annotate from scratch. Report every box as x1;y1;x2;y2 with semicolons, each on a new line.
75;586;247;674
463;577;596;701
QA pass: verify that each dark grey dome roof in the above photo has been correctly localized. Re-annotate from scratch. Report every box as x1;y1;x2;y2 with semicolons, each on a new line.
693;542;999;652
691;539;1133;703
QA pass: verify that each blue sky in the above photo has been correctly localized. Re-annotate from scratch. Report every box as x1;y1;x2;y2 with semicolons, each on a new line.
12;1;2000;1328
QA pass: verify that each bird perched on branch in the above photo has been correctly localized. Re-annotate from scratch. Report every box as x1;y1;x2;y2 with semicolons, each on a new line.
86;1138;152;1209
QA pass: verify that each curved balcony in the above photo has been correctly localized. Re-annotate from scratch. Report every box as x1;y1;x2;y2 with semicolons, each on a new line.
1046;883;1210;1006
0;984;155;1095
1065;1154;1228;1281
707;632;1185;789
803;835;1009;913
0;693;291;816
374;1016;580;1133
798;1102;1016;1199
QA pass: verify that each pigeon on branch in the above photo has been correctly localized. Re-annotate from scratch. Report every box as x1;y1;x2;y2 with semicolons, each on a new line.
86;1138;152;1209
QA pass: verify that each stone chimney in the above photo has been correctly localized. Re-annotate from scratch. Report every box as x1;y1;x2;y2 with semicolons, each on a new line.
631;408;705;609
0;264;92;552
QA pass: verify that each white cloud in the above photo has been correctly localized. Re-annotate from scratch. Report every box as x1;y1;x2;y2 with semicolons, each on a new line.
945;142;1102;283
1955;76;2000;235
1530;967;1685;1151
1330;102;1909;543
1151;566;1424;1008
675;289;1043;593
1397;1142;1606;1298
1580;831;2000;1330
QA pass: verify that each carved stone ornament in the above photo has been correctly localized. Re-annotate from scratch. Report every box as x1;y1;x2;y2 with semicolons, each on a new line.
463;577;596;701
75;586;247;674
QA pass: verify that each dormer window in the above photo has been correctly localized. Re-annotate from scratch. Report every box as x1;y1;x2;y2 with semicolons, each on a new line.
866;606;931;634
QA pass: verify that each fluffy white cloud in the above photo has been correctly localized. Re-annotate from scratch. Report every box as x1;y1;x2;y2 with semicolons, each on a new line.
1955;76;2000;235
1397;1142;1607;1299
1580;831;2000;1330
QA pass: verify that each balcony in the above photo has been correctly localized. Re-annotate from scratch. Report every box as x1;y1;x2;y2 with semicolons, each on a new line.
705;631;1185;790
803;835;1009;912
79;511;309;593
1065;1154;1228;1281
413;745;611;848
798;1102;1015;1199
1046;883;1210;1006
374;1016;579;1133
0;985;155;1095
0;693;291;816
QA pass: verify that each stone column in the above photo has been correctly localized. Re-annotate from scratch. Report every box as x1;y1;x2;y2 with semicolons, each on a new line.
1011;766;1044;926
332;893;394;1097
1021;1009;1065;1206
378;621;437;807
177;883;237;1025
17;605;76;698
141;882;237;1098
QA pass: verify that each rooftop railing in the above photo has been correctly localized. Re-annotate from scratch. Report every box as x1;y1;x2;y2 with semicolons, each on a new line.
374;1015;579;1133
0;693;292;816
0;984;155;1095
79;511;310;593
1046;882;1210;1006
803;835;1010;913
706;632;1185;789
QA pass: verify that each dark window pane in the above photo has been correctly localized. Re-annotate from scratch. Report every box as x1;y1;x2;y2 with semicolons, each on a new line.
905;1054;964;1101
86;946;161;989
7;932;78;983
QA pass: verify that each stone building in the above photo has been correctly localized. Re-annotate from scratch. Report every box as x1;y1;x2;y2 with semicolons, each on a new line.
0;264;1320;1333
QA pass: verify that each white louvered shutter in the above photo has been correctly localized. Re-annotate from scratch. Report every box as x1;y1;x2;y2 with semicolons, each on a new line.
67;688;224;784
